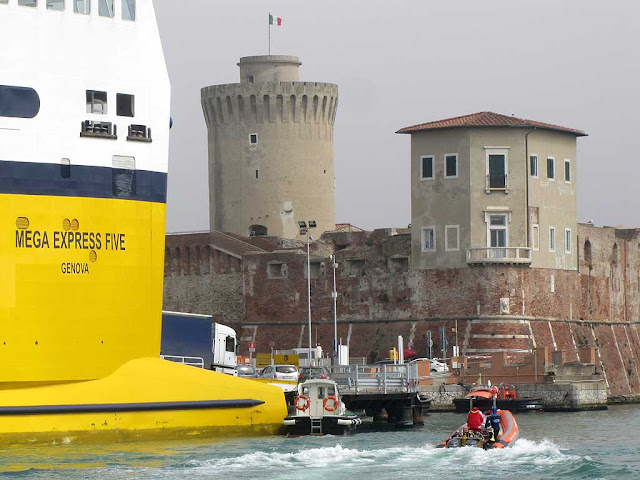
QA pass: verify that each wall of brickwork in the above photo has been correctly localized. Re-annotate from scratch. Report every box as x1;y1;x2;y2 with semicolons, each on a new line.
162;224;640;398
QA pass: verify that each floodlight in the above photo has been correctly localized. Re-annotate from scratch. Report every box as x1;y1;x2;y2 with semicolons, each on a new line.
298;221;307;228
308;220;317;228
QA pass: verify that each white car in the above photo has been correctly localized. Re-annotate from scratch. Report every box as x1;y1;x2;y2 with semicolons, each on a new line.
259;364;299;382
410;358;450;373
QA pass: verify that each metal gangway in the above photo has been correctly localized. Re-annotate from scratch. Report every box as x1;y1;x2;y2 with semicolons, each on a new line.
330;363;423;395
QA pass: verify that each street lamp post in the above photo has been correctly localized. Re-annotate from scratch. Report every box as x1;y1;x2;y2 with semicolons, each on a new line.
331;254;338;361
298;220;316;367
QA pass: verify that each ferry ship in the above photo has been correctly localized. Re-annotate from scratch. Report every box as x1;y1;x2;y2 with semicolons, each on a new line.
0;0;286;444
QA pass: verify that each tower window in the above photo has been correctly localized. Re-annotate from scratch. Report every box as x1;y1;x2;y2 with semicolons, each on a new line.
247;76;254;83
117;93;135;117
86;90;107;114
249;133;258;145
255;170;259;179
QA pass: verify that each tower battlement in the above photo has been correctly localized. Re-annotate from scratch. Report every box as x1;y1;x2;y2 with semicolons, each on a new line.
202;55;338;240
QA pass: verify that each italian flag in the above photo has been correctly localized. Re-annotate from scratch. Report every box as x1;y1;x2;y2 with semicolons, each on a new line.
269;14;282;26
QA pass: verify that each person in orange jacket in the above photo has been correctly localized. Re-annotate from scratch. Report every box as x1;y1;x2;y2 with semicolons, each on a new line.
466;405;485;432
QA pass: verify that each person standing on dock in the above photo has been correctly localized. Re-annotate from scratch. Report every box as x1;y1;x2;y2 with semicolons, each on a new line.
466;405;485;432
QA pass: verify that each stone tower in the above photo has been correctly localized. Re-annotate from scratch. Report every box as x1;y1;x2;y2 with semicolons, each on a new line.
201;55;338;239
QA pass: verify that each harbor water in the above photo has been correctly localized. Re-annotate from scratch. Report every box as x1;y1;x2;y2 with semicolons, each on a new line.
1;405;638;479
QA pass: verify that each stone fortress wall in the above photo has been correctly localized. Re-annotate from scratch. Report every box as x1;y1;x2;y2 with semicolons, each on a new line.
163;223;640;399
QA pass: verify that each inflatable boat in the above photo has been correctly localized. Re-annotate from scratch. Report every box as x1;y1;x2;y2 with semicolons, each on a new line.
437;409;519;449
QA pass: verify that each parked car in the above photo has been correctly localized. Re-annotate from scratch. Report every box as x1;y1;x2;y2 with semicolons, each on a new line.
259;364;299;382
410;358;450;373
298;366;329;382
235;364;257;378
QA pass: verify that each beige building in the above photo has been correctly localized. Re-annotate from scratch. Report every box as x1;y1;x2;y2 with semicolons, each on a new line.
201;55;338;239
397;112;587;270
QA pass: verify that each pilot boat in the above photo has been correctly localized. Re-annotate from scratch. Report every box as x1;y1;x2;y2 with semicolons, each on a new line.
283;379;361;436
0;0;286;444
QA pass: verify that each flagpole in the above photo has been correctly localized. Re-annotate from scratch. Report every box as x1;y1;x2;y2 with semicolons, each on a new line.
268;12;271;56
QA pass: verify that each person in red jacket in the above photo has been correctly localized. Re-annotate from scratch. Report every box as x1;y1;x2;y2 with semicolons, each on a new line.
466;405;485;432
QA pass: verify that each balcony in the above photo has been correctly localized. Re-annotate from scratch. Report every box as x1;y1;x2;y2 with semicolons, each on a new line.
466;247;531;266
485;173;509;193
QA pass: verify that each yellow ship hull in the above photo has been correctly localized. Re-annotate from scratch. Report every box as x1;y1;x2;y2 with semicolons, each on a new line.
0;187;286;443
0;358;287;445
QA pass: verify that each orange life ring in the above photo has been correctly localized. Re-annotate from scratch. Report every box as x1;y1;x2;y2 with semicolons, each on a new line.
323;395;339;412
295;395;310;411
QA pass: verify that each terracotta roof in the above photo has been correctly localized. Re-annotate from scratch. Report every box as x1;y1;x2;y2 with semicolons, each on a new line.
396;111;587;136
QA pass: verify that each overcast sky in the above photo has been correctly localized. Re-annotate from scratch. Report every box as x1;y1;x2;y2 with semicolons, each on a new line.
155;0;640;233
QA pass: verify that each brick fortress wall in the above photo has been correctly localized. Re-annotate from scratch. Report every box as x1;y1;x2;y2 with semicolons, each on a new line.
162;224;640;398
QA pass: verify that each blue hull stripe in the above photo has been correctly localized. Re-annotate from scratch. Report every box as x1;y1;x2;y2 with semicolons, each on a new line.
0;160;167;203
0;399;264;416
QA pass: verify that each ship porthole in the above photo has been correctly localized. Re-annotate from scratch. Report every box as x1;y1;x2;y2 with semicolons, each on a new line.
16;217;29;229
71;219;80;231
62;218;71;231
90;250;98;262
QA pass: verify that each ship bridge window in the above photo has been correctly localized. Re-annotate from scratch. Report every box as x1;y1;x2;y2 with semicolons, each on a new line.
47;0;64;10
0;1;8;5
74;0;90;14
112;155;136;198
86;90;107;114
0;85;40;118
99;0;114;17
122;0;135;21
18;0;37;7
117;93;135;117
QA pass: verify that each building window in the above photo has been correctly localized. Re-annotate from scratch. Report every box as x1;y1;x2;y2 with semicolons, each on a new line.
307;262;321;279
267;262;285;279
530;155;538;177
86;90;107;114
18;0;37;6
564;159;571;182
445;225;460;252
346;259;365;276
122;0;135;20
249;225;267;237
0;1;8;4
74;0;90;14
249;133;258;145
47;0;65;10
112;155;136;198
565;228;572;254
487;214;508;257
421;155;434;180
421;227;436;252
532;224;539;251
116;93;135;117
99;0;114;16
488;154;507;189
444;154;458;178
247;75;254;83
547;157;555;180
0;85;40;118
549;227;556;252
